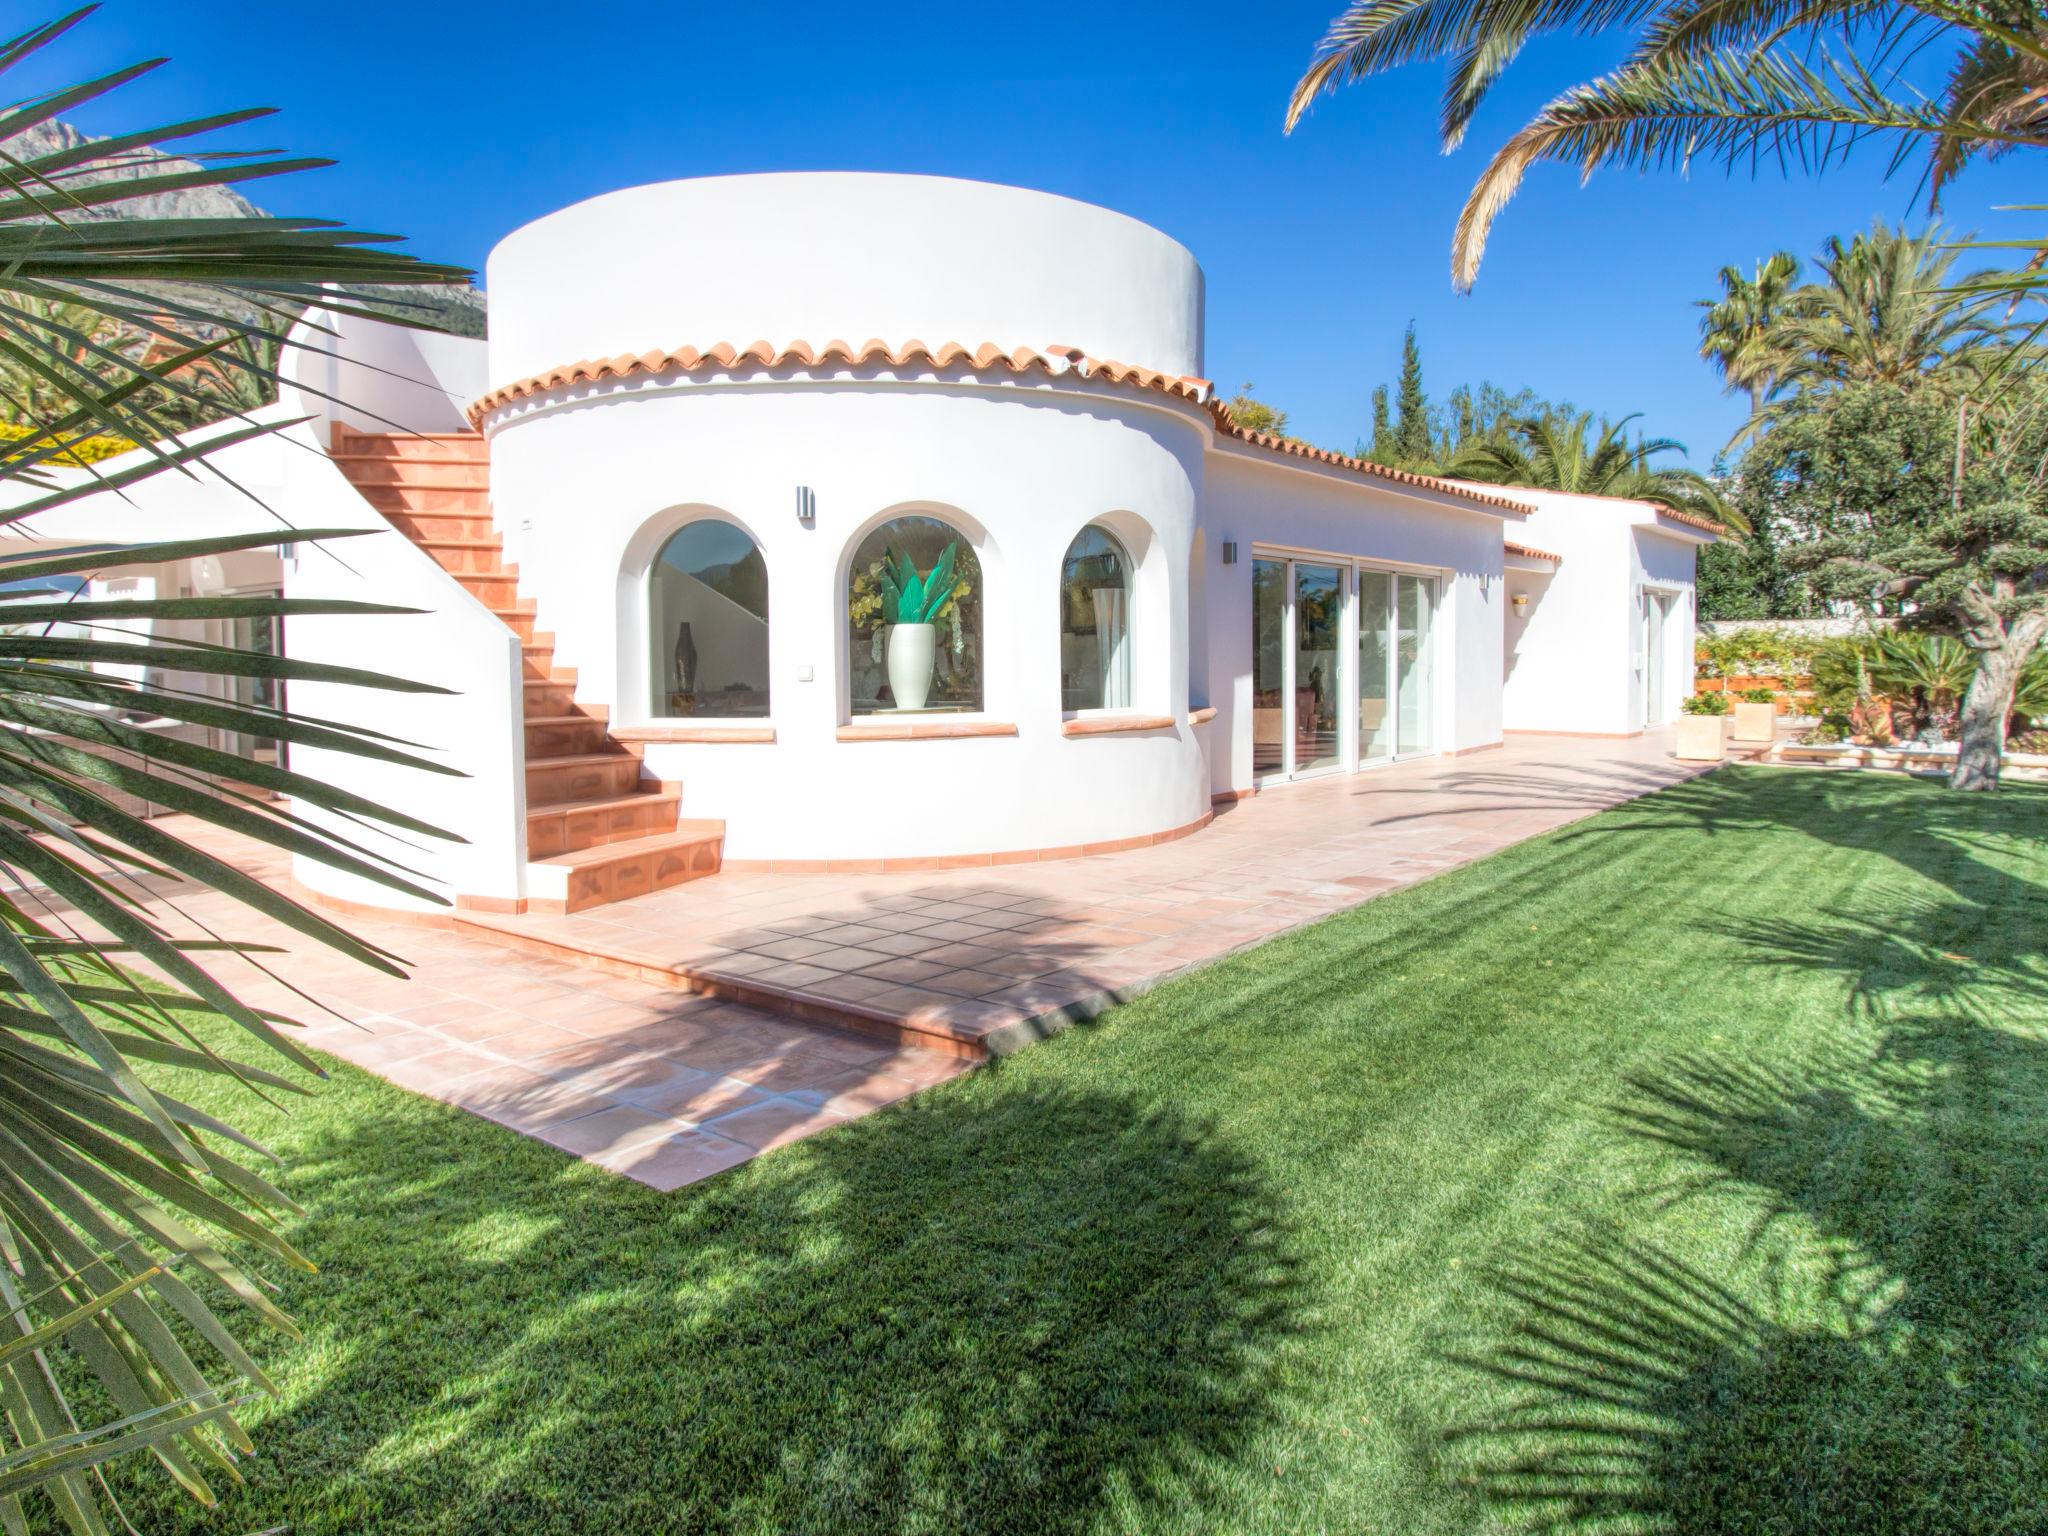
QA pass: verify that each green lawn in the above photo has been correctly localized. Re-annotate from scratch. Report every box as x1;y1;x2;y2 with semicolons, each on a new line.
103;767;2047;1534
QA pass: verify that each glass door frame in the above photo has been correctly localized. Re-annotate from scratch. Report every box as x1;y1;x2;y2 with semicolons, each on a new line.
1252;548;1442;786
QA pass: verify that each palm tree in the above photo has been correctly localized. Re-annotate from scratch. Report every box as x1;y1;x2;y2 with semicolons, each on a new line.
0;10;472;1523
1774;223;2003;391
1698;251;1800;417
1446;408;1735;526
1285;0;2048;291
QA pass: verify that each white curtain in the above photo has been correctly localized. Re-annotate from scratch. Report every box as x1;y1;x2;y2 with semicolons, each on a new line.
1091;587;1130;708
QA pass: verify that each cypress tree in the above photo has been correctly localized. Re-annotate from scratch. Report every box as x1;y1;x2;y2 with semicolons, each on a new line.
1395;323;1430;465
1368;385;1393;461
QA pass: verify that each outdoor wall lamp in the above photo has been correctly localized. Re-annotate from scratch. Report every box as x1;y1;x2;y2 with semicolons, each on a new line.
1222;541;1238;565
1511;592;1530;615
795;485;816;526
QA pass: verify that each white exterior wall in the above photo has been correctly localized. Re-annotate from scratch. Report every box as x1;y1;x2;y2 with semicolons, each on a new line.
487;173;1206;385
2;313;519;912
1198;448;1514;796
485;376;1211;862
1633;525;1704;728
1499;489;1710;735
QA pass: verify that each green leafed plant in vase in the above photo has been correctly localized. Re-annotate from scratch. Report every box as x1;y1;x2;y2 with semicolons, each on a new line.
879;542;960;710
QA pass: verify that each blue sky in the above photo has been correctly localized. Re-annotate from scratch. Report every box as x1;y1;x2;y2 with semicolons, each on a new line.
52;0;2041;465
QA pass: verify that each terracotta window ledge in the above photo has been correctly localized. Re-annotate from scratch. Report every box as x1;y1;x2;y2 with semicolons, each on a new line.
611;724;776;743
1061;713;1178;738
1189;706;1217;726
837;719;1019;742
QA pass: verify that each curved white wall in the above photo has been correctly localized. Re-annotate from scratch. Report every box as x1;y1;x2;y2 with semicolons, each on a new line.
485;376;1211;863
485;174;1205;387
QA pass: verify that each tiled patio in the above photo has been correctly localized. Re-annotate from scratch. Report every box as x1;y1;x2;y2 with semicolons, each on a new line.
77;729;1723;1191
457;728;1727;1054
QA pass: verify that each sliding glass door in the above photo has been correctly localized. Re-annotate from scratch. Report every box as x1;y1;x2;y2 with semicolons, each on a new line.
1395;573;1434;756
1294;564;1344;773
1358;573;1393;763
1260;557;1436;782
1253;559;1288;777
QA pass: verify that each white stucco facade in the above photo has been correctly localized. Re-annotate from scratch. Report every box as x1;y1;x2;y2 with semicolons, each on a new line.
1497;488;1715;737
19;172;1710;909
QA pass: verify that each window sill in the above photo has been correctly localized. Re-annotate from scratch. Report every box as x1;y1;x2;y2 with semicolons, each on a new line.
612;724;776;743
1061;713;1178;738
837;720;1019;742
1189;706;1217;726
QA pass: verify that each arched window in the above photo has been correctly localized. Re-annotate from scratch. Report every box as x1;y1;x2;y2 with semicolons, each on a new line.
1058;525;1132;711
848;515;982;715
649;519;769;718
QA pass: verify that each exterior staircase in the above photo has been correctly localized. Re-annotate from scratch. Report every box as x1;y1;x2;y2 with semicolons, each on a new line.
330;428;724;915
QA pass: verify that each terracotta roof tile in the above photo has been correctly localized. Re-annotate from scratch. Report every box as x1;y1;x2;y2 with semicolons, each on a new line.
468;342;1533;515
1504;540;1560;562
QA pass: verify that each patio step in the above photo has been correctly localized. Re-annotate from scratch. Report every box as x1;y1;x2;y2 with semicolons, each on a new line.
448;910;996;1060
525;751;645;806
330;427;727;915
334;429;489;462
525;713;611;756
524;822;726;915
525;786;681;858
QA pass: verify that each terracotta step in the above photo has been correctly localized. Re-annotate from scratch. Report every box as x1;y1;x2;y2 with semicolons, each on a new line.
414;538;509;575
520;637;556;677
525;786;681;858
335;431;488;462
386;511;496;542
457;570;522;603
525;751;643;806
527;823;725;915
491;608;538;642
524;713;611;757
355;483;491;514
330;455;490;487
523;679;596;715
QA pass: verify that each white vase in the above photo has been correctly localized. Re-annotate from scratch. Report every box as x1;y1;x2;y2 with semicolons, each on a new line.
887;622;937;711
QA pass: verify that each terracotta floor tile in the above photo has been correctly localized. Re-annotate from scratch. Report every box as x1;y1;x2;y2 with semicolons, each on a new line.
815;1067;928;1116
592;1130;754;1191
609;1069;763;1123
723;1050;867;1093
538;1103;681;1159
705;1098;854;1153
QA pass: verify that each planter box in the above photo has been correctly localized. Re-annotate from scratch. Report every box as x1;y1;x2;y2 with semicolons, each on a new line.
1730;701;1778;743
1674;715;1729;762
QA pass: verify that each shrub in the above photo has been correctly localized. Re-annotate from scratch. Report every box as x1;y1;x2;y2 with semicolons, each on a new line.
1805;712;1853;744
0;421;136;465
1681;692;1730;716
1737;687;1778;703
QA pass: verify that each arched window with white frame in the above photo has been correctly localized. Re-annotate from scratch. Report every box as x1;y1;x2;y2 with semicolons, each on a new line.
847;514;983;715
1058;524;1133;712
649;519;770;718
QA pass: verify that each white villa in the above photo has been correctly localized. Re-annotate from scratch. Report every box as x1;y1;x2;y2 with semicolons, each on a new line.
15;172;1717;919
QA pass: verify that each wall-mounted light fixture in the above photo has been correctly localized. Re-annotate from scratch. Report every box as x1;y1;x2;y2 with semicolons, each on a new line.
795;485;816;526
1511;592;1530;615
1221;541;1238;565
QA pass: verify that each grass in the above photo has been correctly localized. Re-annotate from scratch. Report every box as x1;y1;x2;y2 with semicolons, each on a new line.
96;766;2048;1534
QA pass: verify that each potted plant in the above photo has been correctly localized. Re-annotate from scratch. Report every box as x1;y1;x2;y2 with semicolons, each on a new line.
1730;686;1778;743
878;542;960;711
1675;691;1731;761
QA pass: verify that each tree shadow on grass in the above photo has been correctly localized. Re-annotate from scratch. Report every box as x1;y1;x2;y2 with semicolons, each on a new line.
1557;766;2048;910
1440;899;2048;1533
130;1076;1307;1536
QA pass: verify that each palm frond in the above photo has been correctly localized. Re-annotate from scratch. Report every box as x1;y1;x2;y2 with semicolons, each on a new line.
1451;45;1992;287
